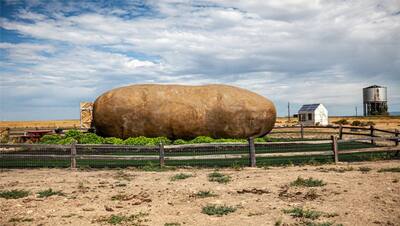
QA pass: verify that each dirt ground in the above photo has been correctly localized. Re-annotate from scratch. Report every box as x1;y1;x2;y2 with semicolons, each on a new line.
0;161;399;226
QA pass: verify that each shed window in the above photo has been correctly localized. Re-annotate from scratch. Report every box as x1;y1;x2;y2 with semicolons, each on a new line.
308;113;312;120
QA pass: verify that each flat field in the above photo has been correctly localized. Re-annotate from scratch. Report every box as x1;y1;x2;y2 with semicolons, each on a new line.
0;120;80;129
0;160;399;226
1;116;400;130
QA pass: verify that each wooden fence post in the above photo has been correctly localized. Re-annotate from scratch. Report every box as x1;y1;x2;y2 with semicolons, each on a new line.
159;142;165;167
248;137;256;167
395;129;399;156
70;141;77;169
331;135;338;164
300;124;304;139
370;125;375;145
338;125;343;140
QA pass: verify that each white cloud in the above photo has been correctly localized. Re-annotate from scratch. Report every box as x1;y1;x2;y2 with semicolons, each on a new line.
0;0;399;120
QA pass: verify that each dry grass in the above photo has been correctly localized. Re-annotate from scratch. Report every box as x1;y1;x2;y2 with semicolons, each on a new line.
0;119;80;129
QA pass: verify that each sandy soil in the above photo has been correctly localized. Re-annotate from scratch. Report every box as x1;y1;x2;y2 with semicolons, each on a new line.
0;161;399;226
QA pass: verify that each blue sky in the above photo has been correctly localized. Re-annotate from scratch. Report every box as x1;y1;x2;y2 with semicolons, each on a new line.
1;0;399;120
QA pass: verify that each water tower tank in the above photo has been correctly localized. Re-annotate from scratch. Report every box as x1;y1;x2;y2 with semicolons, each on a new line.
363;85;388;116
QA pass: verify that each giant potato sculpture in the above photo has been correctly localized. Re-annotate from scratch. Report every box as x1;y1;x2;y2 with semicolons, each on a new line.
93;84;276;139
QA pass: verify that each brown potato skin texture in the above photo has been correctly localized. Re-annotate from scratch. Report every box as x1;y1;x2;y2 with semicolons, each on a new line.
93;84;276;139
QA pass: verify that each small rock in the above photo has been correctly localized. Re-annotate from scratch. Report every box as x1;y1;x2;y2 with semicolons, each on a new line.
82;208;95;211
104;205;113;212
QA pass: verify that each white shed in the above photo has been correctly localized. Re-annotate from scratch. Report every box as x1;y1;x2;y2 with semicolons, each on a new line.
298;104;328;126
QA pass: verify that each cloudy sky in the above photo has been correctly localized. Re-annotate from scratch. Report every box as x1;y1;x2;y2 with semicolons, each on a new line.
1;0;399;120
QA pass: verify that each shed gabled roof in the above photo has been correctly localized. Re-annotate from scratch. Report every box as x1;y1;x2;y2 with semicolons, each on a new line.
298;104;321;112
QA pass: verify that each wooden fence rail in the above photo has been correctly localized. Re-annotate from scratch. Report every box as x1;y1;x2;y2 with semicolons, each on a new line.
1;136;399;168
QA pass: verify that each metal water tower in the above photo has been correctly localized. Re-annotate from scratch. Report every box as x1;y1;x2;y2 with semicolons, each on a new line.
363;85;388;116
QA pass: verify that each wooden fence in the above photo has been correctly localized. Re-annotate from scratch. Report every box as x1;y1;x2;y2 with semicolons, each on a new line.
1;136;399;168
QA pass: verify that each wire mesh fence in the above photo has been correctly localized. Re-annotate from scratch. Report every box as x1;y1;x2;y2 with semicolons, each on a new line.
1;136;399;169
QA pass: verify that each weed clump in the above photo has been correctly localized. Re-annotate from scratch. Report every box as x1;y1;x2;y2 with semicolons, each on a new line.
0;189;30;199
283;207;322;220
202;204;236;216
170;173;193;181
290;177;326;187
193;190;217;198
37;188;64;198
208;171;231;184
358;167;372;173
96;212;148;225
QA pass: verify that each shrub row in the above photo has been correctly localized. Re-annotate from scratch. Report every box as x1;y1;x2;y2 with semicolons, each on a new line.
40;130;270;145
333;119;375;126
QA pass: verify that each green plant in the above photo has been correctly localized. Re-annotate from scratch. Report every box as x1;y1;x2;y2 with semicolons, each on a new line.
165;223;181;226
79;133;104;144
97;212;149;225
0;189;30;199
283;207;322;220
37;188;64;198
303;221;337;226
152;136;172;145
201;204;236;216
208;171;231;184
254;137;266;142
194;190;217;198
65;129;83;140
231;161;243;171
57;137;77;145
190;136;215;143
173;139;187;145
358;167;371;173
378;167;400;173
104;137;124;144
170;173;193;181
40;134;62;144
290;177;326;187
333;119;349;125
351;120;361;126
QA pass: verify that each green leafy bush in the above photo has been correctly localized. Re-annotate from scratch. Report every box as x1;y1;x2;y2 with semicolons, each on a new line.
37;188;64;198
0;189;30;199
65;129;82;140
40;134;62;144
208;171;231;184
104;137;124;145
214;138;246;143
190;136;215;143
173;139;188;145
57;137;77;145
170;173;193;181
283;207;322;220
254;137;265;142
202;204;236;216
333;119;349;125
124;136;171;145
79;133;104;144
124;136;153;145
290;177;326;187
152;137;172;145
351;120;361;126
